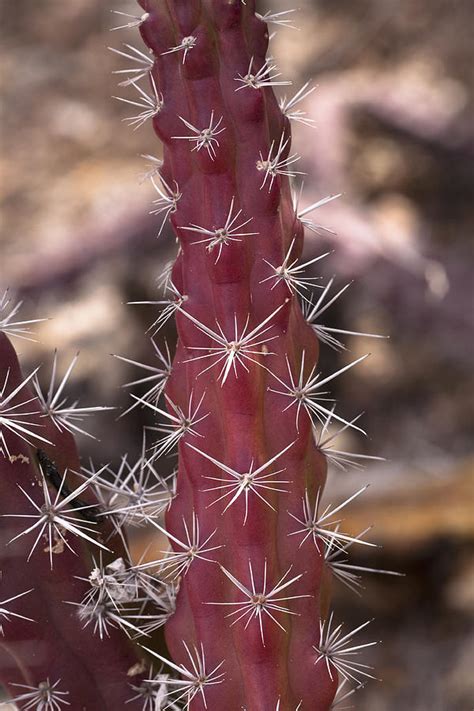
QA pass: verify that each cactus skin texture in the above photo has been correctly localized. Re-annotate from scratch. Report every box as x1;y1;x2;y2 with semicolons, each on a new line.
136;1;336;709
0;333;144;708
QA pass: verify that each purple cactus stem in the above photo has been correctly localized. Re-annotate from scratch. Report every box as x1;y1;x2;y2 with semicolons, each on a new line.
133;1;340;708
0;333;144;708
0;2;386;709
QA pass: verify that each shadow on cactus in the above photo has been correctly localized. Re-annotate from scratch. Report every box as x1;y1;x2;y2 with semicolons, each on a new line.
0;2;401;709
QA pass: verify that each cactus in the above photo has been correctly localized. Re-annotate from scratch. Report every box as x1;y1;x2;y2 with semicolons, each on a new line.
0;3;397;710
0;331;147;708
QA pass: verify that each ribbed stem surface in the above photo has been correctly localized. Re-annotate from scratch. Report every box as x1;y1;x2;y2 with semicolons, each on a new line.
138;2;336;708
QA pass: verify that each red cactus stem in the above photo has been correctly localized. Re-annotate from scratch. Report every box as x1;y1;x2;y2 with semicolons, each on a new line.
0;332;145;709
120;1;376;708
0;2;386;709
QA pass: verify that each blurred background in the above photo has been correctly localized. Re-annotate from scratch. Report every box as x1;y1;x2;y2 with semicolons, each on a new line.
1;0;473;708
